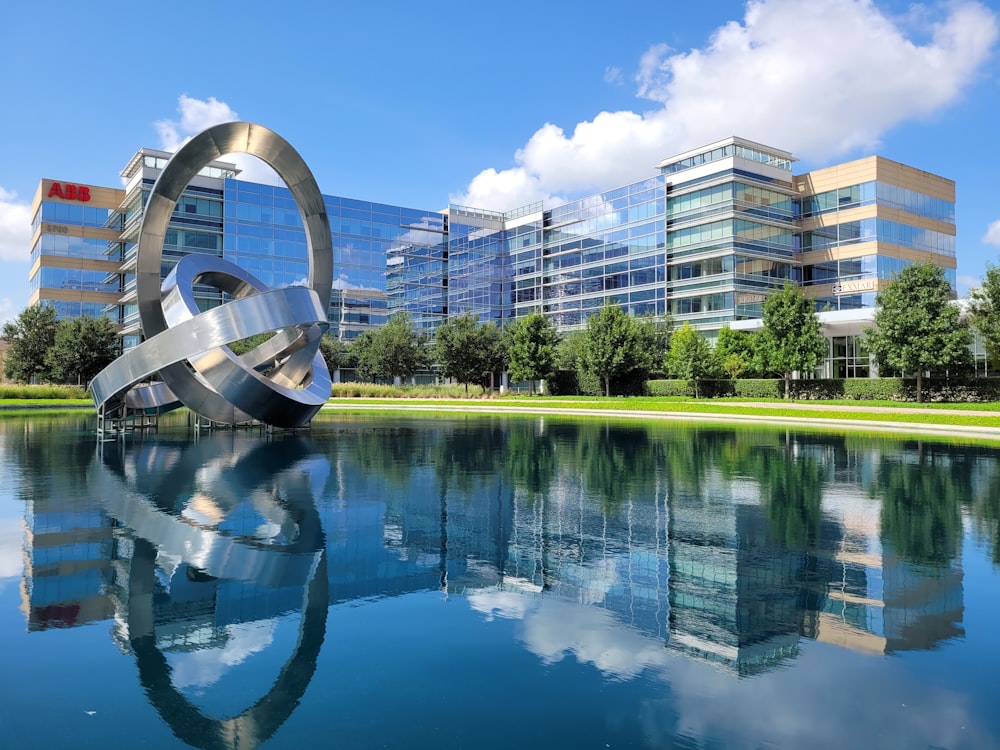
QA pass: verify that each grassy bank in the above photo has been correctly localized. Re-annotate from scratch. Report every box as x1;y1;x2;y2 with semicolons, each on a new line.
1;384;91;408
5;381;998;431
0;384;89;400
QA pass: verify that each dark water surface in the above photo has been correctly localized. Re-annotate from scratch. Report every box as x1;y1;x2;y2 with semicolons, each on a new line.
1;411;999;749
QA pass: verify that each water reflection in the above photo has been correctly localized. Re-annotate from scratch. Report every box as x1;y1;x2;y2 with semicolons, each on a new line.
7;414;1000;748
333;422;978;675
18;429;329;750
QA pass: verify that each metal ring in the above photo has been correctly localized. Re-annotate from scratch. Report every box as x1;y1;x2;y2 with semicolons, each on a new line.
90;122;333;428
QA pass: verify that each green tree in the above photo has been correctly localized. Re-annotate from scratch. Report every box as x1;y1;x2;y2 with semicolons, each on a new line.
228;333;274;357
434;313;505;393
2;305;59;383
319;332;350;373
636;314;672;374
581;304;656;397
967;262;1000;369
555;329;598;395
350;313;429;382
664;322;713;397
864;263;972;402
758;285;826;399
714;326;760;379
478;323;507;391
45;315;120;385
505;313;559;395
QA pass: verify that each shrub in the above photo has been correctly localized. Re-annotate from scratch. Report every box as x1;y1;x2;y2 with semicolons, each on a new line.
644;377;1000;402
915;377;1000;403
734;379;783;399
647;380;693;397
547;369;579;396
788;380;846;400
842;378;906;401
329;383;485;399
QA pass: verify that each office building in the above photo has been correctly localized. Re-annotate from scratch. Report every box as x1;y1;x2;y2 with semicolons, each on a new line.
26;136;956;349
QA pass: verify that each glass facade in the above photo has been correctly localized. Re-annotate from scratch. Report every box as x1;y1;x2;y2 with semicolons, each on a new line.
224;182;446;340
795;168;957;313
447;206;509;324
27;138;958;372
796;180;955;223
799;218;954;256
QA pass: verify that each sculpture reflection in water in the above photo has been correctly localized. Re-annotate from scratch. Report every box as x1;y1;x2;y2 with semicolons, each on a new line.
87;435;329;750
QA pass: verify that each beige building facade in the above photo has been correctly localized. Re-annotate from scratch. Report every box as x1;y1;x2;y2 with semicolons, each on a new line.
794;156;956;311
28;179;124;320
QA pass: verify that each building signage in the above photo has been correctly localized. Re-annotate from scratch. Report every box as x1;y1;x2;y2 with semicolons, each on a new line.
736;293;766;305
832;278;876;295
47;182;91;202
43;223;69;234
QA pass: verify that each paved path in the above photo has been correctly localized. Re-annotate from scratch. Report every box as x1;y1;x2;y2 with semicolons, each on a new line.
704;401;1000;417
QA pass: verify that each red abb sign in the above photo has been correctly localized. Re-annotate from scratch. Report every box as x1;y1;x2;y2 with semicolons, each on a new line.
47;182;91;202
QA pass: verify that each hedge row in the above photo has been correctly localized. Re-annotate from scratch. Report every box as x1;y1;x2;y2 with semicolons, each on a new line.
647;377;1000;402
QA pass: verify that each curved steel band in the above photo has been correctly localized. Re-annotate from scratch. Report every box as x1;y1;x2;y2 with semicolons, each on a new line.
90;123;333;428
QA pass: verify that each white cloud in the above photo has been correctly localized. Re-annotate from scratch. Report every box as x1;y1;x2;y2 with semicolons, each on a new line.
453;0;998;212
0;297;13;327
603;66;624;85
982;219;1000;246
0;187;32;263
154;95;282;186
957;274;980;296
454;164;561;214
155;95;241;151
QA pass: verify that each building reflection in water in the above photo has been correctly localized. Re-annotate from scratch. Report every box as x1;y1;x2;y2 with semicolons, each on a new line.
15;417;990;743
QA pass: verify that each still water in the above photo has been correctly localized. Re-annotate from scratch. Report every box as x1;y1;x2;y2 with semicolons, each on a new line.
1;411;999;749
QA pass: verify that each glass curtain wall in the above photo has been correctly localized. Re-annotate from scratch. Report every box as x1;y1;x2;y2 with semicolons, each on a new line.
540;177;666;330
385;211;449;334
447;206;508;324
227;182;445;341
666;173;796;324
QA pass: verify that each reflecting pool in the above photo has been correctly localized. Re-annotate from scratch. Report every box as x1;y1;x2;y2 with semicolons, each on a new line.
1;411;999;749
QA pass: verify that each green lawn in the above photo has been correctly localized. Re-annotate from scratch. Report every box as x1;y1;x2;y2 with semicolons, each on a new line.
325;395;1000;429
4;388;999;431
0;399;93;408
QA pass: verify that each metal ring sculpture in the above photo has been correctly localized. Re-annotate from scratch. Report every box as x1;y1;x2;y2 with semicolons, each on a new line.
90;122;332;428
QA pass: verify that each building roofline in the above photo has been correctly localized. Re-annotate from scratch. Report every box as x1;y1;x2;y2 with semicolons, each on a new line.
657;136;797;170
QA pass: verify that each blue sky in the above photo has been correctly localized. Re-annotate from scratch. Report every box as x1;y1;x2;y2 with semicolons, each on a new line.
1;0;998;325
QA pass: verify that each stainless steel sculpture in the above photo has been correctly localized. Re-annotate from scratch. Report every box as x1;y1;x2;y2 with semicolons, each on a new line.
90;122;333;429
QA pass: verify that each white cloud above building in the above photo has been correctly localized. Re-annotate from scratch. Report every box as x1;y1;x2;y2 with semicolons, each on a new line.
452;0;998;212
982;219;1000;247
154;95;283;186
0;188;32;263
